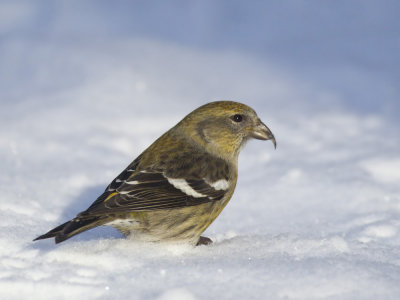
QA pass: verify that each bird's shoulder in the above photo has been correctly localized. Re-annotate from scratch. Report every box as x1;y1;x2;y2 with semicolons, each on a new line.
139;128;236;181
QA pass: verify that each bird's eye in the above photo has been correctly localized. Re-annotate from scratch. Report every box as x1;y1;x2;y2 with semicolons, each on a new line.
232;114;243;122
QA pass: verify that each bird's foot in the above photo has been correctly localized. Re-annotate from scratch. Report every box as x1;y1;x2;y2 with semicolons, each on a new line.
196;236;213;246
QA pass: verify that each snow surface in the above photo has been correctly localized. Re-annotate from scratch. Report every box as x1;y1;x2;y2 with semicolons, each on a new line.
1;1;400;299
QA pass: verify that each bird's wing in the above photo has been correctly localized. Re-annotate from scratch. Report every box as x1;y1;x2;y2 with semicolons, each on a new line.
80;161;230;217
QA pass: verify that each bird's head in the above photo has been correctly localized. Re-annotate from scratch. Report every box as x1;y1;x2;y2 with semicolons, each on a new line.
178;101;276;160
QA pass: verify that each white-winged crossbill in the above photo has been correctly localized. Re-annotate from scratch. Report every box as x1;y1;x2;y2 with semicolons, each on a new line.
34;101;276;246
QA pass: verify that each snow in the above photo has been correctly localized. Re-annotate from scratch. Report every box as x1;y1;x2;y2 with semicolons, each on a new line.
1;1;400;299
361;158;400;184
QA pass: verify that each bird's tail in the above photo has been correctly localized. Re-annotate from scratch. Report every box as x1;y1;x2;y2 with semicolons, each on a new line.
33;216;107;244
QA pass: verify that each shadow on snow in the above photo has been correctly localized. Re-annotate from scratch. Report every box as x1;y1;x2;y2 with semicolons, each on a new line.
32;184;123;250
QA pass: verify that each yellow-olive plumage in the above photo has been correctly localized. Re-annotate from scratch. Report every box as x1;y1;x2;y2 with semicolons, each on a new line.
34;101;276;245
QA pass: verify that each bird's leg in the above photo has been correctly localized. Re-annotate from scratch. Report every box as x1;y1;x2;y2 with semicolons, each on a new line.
196;236;213;246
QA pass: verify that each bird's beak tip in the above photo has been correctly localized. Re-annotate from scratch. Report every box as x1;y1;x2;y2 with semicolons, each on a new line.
252;120;276;150
272;137;277;149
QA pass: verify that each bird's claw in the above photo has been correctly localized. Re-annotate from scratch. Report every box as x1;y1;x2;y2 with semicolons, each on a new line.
196;236;213;246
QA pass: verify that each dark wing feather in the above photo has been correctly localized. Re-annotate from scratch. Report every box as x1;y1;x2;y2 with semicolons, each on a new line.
79;169;227;217
85;157;141;211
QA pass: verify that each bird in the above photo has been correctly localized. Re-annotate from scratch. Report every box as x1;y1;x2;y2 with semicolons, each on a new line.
34;101;276;246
